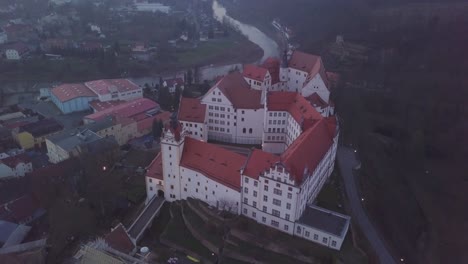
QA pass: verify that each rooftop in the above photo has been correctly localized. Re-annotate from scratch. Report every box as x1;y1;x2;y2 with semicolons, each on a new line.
267;91;322;129
243;64;269;82
0;195;43;224
298;205;350;237
51;83;97;103
178;98;207;123
89;100;126;112
213;72;263;109
19;119;63;137
181;137;246;190
289;51;329;89
84;98;159;122
85;79;140;95
47;128;102;152
146;153;163;180
281;119;335;184
306;93;329;109
0;153;31;168
136;111;171;133
243;149;280;180
262;57;280;85
104;224;135;255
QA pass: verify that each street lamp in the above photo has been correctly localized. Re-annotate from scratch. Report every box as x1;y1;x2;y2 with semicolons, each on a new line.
361;198;365;202
400;258;405;262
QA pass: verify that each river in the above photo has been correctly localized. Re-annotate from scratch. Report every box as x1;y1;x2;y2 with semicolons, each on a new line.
198;0;280;81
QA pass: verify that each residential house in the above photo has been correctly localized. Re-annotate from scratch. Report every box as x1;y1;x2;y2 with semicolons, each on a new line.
0;153;32;178
45;128;118;164
13;119;63;149
5;42;30;60
0;195;45;225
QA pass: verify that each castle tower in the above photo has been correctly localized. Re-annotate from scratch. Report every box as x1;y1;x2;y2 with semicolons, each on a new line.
160;115;187;202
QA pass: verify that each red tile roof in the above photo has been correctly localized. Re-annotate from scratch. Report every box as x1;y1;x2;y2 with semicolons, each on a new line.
243;64;269;82
146;153;163;180
180;137;246;190
289;51;329;90
89;100;126;112
262;57;280;85
165;78;184;87
326;71;340;90
281;119;334;184
178;98;206;123
243;149;279;180
213;72;262;109
0;195;41;224
306;93;329;109
51;83;97;102
267;91;322;129
84;98;159;122
104;224;135;254
85;79;140;96
0;153;31;168
6;42;29;55
137;111;171;133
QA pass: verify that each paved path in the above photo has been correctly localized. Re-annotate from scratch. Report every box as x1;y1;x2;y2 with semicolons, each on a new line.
128;196;165;240
337;147;396;264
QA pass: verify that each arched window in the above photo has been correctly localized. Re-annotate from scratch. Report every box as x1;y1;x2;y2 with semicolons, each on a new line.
249;128;253;134
296;226;301;234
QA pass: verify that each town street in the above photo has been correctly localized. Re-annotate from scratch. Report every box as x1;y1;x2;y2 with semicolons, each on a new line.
337;147;397;264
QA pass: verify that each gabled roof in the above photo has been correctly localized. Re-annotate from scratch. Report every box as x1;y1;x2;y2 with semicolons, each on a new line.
178;98;206;123
51;83;97;102
306;93;329;109
288;50;321;73
243;149;280;180
19;119;63;137
242;64;269;82
289;50;329;90
267;91;322;129
212;72;262;109
89;100;126;112
262;57;280;85
0;195;42;224
146;153;163;180
104;224;135;255
5;42;29;55
84;98;159;122
85;79;140;96
280;119;334;184
0;153;31;168
180;137;246;190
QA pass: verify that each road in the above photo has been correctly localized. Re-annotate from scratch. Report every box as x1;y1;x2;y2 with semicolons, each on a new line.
337;147;397;264
127;196;165;240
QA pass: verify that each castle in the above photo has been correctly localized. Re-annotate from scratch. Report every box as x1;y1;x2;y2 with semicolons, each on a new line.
145;50;350;250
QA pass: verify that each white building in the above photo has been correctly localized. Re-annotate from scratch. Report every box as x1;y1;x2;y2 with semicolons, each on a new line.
84;79;143;102
178;97;208;142
0;154;33;178
200;72;264;145
5;43;29;60
242;64;271;103
145;51;350;250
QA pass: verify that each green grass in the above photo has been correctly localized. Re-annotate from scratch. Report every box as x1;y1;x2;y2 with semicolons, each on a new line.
316;167;346;214
175;39;237;65
181;203;223;245
161;203;215;260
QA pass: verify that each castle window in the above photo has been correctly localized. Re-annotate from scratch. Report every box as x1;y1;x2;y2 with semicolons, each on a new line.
249;128;252;134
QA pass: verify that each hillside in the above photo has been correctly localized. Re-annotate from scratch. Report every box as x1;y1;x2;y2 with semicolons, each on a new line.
221;1;468;263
